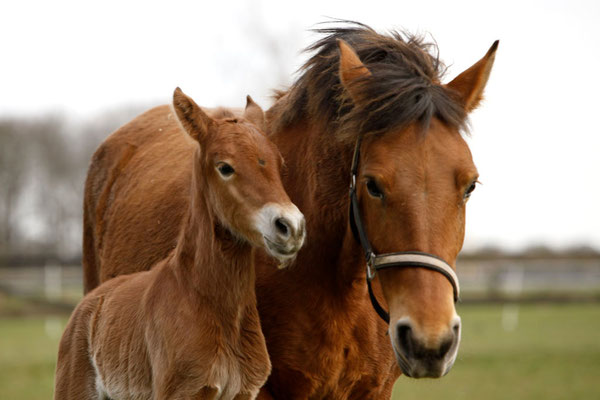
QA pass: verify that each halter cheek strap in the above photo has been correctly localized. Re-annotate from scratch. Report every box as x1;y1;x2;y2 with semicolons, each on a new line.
348;137;460;324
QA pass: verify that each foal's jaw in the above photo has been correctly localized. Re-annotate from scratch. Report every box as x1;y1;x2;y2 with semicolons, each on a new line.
253;203;305;266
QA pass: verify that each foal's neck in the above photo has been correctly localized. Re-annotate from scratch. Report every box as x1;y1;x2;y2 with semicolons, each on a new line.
173;155;255;312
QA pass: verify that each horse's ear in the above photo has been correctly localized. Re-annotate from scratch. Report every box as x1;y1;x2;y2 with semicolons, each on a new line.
243;95;266;132
172;87;213;142
446;40;499;113
337;39;371;103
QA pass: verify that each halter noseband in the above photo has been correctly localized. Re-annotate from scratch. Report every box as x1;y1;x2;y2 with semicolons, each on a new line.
348;137;460;324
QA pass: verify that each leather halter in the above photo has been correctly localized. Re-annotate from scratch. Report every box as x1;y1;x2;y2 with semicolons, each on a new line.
348;137;460;324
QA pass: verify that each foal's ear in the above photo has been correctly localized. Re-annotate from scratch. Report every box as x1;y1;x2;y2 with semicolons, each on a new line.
243;95;266;132
446;40;499;113
337;39;371;103
172;87;213;142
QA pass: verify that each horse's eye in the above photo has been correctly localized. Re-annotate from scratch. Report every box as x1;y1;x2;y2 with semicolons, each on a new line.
464;181;477;199
366;178;384;199
217;163;235;178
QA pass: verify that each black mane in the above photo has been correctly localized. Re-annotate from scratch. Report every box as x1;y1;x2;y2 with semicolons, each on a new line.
273;21;467;141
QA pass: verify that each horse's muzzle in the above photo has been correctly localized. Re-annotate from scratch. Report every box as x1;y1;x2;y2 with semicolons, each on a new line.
391;316;461;378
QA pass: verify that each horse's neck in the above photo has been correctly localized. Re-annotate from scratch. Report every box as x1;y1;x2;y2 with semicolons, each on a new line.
172;168;255;315
269;115;364;288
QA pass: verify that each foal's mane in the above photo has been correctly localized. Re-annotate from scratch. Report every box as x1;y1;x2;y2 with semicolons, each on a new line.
272;21;468;141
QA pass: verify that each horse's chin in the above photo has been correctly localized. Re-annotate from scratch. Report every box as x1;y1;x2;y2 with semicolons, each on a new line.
263;238;300;268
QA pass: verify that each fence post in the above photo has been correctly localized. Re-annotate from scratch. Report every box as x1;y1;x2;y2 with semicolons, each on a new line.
44;262;62;300
501;264;524;331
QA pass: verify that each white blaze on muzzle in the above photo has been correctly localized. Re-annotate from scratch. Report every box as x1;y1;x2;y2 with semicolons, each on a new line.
253;203;305;263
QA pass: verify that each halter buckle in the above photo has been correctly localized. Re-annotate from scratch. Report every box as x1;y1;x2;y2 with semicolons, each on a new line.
366;252;376;281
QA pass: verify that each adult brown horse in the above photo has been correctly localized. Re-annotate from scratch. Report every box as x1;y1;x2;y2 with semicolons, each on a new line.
83;23;497;399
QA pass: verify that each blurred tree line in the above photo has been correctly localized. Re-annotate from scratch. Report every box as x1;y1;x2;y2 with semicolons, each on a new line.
0;9;302;264
1;107;598;264
0;107;145;259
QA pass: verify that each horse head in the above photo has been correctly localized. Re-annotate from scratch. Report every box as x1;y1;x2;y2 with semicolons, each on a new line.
337;37;497;378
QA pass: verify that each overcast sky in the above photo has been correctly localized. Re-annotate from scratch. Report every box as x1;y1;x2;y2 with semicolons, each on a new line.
2;0;599;251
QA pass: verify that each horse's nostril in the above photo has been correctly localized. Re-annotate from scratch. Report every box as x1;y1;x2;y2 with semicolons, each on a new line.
274;218;290;237
452;320;461;336
397;322;414;358
438;336;453;359
396;320;458;361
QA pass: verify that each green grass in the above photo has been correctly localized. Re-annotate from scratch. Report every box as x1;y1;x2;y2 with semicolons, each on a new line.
0;304;599;399
0;316;69;400
392;304;600;399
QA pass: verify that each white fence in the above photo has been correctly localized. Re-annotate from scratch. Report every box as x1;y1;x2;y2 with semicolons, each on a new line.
0;258;599;306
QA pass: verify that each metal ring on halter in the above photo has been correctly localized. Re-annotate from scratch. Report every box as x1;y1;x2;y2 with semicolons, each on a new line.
366;253;376;281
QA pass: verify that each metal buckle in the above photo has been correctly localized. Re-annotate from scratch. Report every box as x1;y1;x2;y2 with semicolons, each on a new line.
366;252;376;281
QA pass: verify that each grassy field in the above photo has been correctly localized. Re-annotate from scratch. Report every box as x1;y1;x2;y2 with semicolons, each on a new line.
393;303;600;400
0;316;68;400
0;304;598;399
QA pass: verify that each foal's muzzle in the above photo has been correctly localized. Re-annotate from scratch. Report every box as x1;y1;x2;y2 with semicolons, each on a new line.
255;203;305;265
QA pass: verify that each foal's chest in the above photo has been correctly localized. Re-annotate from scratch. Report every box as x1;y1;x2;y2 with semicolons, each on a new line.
90;329;153;399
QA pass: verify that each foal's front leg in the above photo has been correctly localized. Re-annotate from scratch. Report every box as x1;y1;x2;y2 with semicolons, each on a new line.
54;302;101;400
233;392;259;400
190;386;220;400
155;383;220;400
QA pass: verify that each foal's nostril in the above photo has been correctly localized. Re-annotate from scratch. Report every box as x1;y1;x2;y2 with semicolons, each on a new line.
274;218;291;237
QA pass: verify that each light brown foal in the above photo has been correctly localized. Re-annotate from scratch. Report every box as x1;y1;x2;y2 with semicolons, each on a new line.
54;88;305;400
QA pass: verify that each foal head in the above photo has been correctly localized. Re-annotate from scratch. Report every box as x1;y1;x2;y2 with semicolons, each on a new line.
173;88;305;264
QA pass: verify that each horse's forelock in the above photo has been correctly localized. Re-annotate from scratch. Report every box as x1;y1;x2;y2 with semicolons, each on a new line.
272;21;468;141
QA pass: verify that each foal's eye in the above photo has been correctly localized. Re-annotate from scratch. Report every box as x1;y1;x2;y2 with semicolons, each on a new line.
217;162;235;178
464;181;477;199
366;178;384;199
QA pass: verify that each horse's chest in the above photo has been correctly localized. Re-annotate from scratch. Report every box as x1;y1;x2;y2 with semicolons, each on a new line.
268;310;394;399
313;345;387;398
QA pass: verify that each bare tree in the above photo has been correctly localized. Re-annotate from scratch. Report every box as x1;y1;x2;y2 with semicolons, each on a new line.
0;107;144;258
0;119;28;251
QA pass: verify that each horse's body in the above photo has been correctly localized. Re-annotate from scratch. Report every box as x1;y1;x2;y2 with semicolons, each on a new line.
82;106;400;400
82;23;497;399
56;89;305;400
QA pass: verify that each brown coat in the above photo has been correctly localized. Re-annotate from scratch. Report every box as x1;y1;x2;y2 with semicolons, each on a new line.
55;89;305;400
